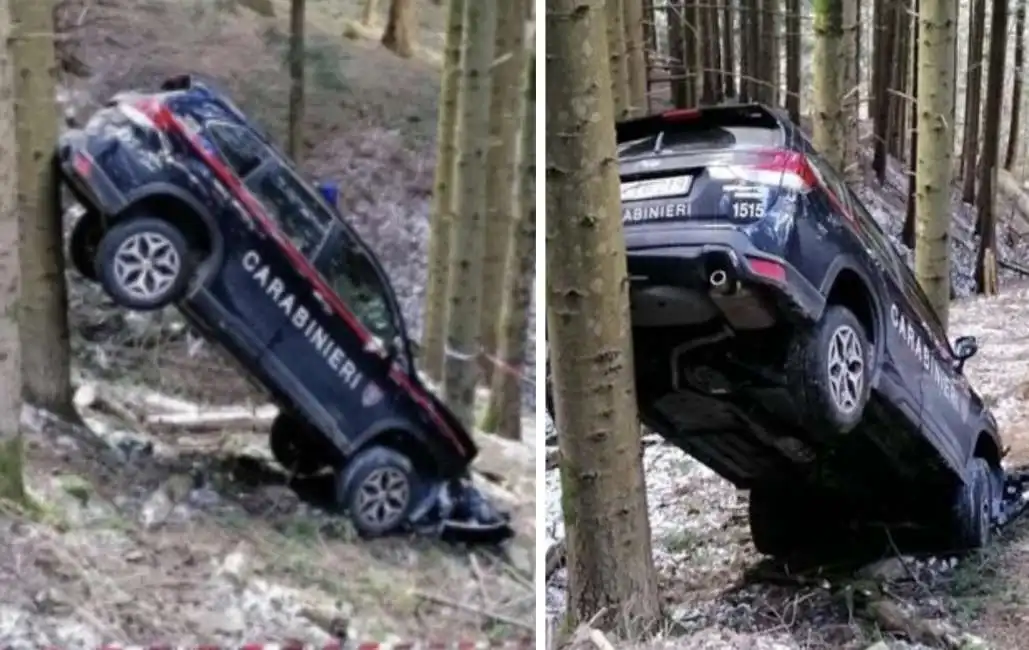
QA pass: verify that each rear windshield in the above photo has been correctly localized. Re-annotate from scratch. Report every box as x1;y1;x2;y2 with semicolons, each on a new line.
618;126;782;158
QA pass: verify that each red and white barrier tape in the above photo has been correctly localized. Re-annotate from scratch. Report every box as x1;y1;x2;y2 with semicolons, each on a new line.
38;641;534;650
444;345;533;387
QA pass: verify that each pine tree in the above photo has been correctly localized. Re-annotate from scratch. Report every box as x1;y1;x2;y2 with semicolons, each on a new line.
421;0;465;381
442;0;498;426
382;0;417;58
0;0;27;505
10;0;76;419
287;0;305;160
547;0;661;629
914;0;957;322
812;0;846;170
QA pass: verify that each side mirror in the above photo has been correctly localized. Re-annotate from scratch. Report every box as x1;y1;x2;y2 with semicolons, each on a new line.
316;180;339;208
953;335;978;372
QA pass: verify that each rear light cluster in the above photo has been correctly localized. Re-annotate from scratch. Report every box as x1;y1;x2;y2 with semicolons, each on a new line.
704;149;816;193
747;257;787;282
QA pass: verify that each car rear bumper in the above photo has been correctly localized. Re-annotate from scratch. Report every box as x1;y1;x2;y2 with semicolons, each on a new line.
625;223;825;325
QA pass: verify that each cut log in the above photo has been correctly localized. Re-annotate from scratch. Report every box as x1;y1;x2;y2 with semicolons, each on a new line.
144;406;279;432
995;169;1029;235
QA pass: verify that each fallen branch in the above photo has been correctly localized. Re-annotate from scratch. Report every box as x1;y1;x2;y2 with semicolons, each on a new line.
413;589;532;631
144;405;278;433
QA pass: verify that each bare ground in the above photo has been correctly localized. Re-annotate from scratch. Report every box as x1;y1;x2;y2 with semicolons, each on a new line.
1;0;535;645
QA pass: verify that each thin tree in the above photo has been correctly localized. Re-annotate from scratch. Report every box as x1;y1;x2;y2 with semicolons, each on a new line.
871;0;894;182
974;0;1008;295
421;0;464;382
607;0;631;119
902;3;919;251
442;0;497;426
668;0;690;106
480;0;527;386
0;0;27;505
722;0;737;99
1006;0;1026;170
382;0;417;58
287;0;305;160
812;0;846;170
362;0;379;25
547;0;661;629
913;0;956;323
960;0;986;203
785;0;801;122
624;0;648;115
842;0;860;179
11;0;76;419
483;53;534;441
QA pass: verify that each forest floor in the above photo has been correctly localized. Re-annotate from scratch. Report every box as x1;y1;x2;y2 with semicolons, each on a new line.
0;0;535;645
545;147;1029;650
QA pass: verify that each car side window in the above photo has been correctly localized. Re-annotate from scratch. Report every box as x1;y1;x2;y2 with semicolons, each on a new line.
319;241;400;344
245;161;333;256
206;122;265;178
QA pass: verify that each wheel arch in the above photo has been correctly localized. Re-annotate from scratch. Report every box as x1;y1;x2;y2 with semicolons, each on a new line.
115;183;226;285
352;418;450;479
819;259;886;380
973;428;1003;470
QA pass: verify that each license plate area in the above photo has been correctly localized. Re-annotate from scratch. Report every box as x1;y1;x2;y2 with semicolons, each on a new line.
620;174;693;202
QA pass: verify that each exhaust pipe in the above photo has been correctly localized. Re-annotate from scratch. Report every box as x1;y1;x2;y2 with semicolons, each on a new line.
709;269;728;289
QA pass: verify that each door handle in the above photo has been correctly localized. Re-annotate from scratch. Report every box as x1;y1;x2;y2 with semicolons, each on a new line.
311;290;332;313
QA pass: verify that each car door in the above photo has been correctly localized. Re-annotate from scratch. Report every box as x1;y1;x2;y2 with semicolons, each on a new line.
269;222;413;442
893;263;970;467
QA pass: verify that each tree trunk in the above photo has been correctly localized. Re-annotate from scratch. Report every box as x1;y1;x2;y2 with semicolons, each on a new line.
606;0;631;119
382;0;417;58
888;5;910;160
785;0;801;121
287;0;305;160
742;0;761;101
1006;0;1026;170
913;0;956;325
842;0;860;179
902;0;919;250
683;0;699;104
545;0;661;627
960;0;986;204
442;0;497;426
761;0;780;104
0;0;27;506
479;0;526;387
624;0;648;116
722;0;738;99
362;0;379;25
10;0;75;419
668;0;689;106
871;0;893;182
812;0;846;170
421;0;465;382
483;54;534;441
699;0;722;103
974;0;1008;295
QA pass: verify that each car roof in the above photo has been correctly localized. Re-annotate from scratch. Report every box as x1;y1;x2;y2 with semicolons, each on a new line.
615;103;797;160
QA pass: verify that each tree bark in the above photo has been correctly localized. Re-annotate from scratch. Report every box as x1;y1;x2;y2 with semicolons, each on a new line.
742;0;761;101
812;0;846;171
722;0;738;99
11;0;75;419
442;0;497;426
902;1;919;251
668;0;690;106
1006;0;1026;170
483;53;534;440
914;0;956;324
546;0;661;628
960;0;986;203
421;0;465;382
974;0;1008;295
0;0;27;506
623;0;648;116
287;0;305;160
842;0;860;180
381;0;417;58
871;0;893;182
479;0;527;387
606;0;631;119
785;0;801;121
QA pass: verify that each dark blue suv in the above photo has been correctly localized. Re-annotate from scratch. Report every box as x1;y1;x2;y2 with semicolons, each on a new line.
58;74;511;542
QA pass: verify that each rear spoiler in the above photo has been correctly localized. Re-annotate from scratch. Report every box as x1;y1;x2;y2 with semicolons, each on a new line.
614;103;788;144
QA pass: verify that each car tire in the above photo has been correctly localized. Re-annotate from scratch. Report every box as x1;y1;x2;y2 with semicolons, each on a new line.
337;446;419;537
269;413;327;477
748;483;805;557
95;217;193;311
69;210;103;282
951;457;994;551
786;305;872;435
